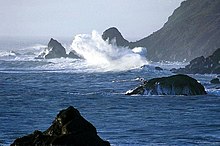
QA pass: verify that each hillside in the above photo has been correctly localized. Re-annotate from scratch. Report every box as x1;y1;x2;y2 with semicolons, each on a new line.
103;0;220;61
129;0;220;61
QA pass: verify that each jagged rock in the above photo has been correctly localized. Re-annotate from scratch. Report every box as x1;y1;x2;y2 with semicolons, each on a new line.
210;78;220;84
36;38;67;59
126;74;206;96
11;106;110;146
174;48;220;74
102;27;129;47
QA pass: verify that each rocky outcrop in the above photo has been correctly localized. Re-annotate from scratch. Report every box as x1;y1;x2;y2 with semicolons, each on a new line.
11;106;110;146
102;27;130;47
36;38;67;59
174;48;220;74
126;74;206;96
36;38;81;59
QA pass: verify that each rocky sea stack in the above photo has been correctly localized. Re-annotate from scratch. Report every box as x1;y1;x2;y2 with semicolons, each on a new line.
174;48;220;74
11;106;110;146
36;38;80;59
126;74;207;96
36;38;67;59
102;27;129;47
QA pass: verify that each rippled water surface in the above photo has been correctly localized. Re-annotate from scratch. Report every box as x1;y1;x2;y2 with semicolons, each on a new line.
0;38;220;145
0;71;220;146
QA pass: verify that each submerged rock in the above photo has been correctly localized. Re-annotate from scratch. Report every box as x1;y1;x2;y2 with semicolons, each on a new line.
126;74;206;96
210;78;220;84
36;38;67;59
155;66;163;71
11;106;110;146
174;48;220;74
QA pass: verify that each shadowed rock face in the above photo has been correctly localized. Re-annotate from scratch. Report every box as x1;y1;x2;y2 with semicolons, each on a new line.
36;38;67;59
102;27;129;47
174;48;220;74
11;106;110;146
46;38;68;59
36;38;81;59
126;74;207;96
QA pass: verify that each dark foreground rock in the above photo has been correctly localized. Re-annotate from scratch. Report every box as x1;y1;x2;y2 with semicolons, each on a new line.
126;74;206;96
11;106;110;146
174;48;220;74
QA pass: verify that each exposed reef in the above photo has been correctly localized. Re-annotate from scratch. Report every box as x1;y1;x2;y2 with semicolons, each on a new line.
173;48;220;74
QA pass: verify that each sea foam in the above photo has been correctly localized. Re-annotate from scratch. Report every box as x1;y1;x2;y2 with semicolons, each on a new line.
71;31;147;72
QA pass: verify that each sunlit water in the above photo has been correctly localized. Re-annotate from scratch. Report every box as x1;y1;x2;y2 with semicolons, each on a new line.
0;35;220;146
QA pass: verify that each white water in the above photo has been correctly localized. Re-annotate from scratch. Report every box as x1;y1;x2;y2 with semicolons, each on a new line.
0;31;148;72
71;31;148;72
0;32;219;96
0;44;46;60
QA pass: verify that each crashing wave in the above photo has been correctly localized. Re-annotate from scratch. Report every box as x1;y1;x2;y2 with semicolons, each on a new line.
0;31;148;72
71;31;148;71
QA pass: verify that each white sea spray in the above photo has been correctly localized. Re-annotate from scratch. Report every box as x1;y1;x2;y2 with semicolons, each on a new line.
71;31;148;72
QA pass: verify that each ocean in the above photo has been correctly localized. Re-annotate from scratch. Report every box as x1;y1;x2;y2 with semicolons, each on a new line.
0;33;220;146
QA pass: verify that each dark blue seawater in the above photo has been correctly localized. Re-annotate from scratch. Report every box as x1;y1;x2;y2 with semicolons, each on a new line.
0;37;220;146
0;70;220;146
